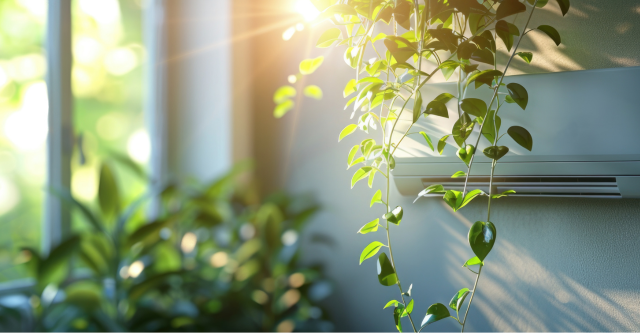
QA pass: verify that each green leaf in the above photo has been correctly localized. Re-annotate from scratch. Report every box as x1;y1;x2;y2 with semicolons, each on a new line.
51;187;105;233
371;189;383;207
506;83;528;110
439;60;460;80
460;189;486;210
495;20;520;52
304;85;323;100
38;235;81;287
463;256;484;267
339;124;358;142
344;79;357;97
299;56;324;75
420;131;434;151
425;100;449;118
452;171;466;178
273;85;296;104
377;252;398;286
317;27;342;47
526;0;549;7
437;135;450;155
434;93;456;104
358;218;380;234
404;299;414;316
555;0;570;16
347;145;359;166
319;4;359;20
443;190;463;211
384;206;403;225
420;303;451;328
274;100;294;118
98;163;120;218
492;189;516;199
508;126;533;151
468;221;497;261
481;110;502;143
537;25;561;46
351;166;372;188
460;98;487;118
394;304;404;332
384;300;401;309
483;146;510;160
414;184;445;203
360;241;385;264
496;0;526;20
465;69;503;89
449;288;470;313
517;52;533;64
456;145;475;167
505;95;516;103
412;91;423;124
348;157;365;169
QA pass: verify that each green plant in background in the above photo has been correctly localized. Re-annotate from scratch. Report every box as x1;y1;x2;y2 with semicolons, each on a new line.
4;159;333;332
279;0;570;331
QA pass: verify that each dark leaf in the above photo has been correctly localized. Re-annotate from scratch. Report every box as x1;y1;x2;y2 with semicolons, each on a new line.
555;0;570;16
483;146;510;160
420;303;451;328
517;52;533;64
460;98;487;117
434;93;456;104
495;20;520;51
377;252;398;286
425;100;449;118
537;25;561;46
506;82;528;110
468;221;497;261
456;145;475;167
508;126;533;151
496;0;526;20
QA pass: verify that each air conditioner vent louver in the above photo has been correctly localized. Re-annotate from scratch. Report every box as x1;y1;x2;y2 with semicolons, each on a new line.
421;176;621;198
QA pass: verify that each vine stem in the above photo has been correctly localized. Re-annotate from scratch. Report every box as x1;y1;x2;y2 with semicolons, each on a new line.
461;0;539;195
460;265;482;332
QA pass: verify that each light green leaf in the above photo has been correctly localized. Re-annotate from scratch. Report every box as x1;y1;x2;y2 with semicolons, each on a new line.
274;100;294;118
414;184;445;203
317;28;342;47
459;189;486;211
492;189;516;199
452;171;466;178
384;300;400;309
412;90;423;124
437;135;450;155
371;189;383;207
351;166;372;188
443;190;463;211
304;85;323;100
383;206;403;225
348;157;365;169
339;124;358;142
299;56;325;75
463;256;484;267
347;145;359;166
273;85;296;104
358;218;380;234
360;241;385;264
344;79;357;97
449;288;470;313
456;145;475;167
98;163;120;218
420;131;434;151
403;299;414;316
434;93;456;104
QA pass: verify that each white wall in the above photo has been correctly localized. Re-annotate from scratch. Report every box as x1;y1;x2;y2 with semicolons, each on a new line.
252;0;640;331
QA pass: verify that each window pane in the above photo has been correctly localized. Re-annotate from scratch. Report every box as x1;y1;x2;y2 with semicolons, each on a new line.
0;0;48;282
71;0;147;234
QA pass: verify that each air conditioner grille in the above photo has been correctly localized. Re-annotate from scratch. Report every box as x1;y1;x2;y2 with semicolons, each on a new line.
421;176;621;198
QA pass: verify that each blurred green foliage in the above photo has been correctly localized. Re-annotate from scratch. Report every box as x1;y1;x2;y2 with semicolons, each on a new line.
1;159;333;332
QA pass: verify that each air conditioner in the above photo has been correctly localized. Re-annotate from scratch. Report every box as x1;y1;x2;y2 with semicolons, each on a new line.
393;67;640;199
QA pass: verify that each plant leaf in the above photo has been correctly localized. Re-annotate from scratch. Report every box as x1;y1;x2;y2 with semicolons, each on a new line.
414;184;445;203
344;79;357;97
420;131;434;151
496;0;526;20
508;126;533;151
273;85;296;104
460;98;487;117
459;189;486;210
412;91;423;124
360;241;385;264
425;100;449;118
449;288;470;313
463;256;484;267
492;189;516;199
384;206;403;225
483;146;510;160
452;171;466;178
555;0;570;16
339;124;358;142
274;100;294;118
358;218;380;234
384;300;401;309
468;221;497;261
317;27;342;47
420;303;451;328
517;52;533;64
299;56;325;75
371;189;383;207
98;163;120;218
506;83;528;110
434;93;456;104
347;145;359;166
377;252;398;286
443;190;463;211
456;145;475;167
304;85;323;100
351;166;372;188
537;25;561;46
437;135;450;155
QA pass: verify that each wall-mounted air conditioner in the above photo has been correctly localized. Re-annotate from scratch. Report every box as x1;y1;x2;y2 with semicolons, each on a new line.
393;67;640;199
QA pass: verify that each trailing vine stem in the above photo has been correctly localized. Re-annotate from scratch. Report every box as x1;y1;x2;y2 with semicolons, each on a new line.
462;0;540;196
458;2;540;331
